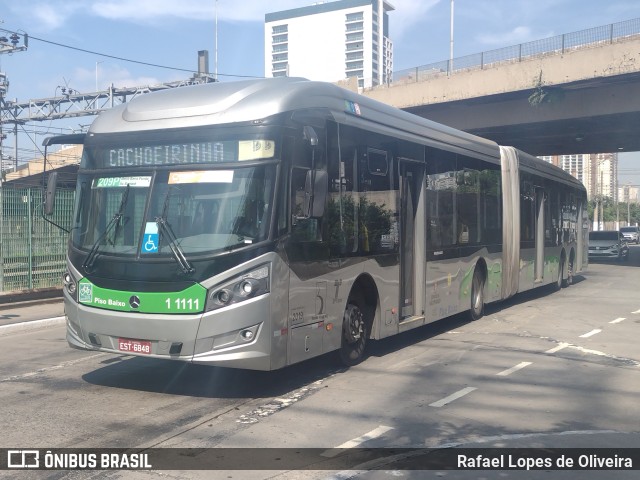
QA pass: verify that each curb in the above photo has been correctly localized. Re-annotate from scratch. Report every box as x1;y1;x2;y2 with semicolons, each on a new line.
0;316;66;336
0;288;63;311
0;296;64;311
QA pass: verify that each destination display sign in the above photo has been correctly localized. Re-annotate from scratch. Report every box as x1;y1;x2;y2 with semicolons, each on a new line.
92;176;152;189
87;139;275;168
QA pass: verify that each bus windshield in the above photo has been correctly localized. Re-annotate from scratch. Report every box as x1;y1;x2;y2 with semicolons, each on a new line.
71;164;276;259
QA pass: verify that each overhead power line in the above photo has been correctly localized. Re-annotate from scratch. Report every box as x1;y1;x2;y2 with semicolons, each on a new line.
2;29;261;79
28;34;197;74
0;27;261;78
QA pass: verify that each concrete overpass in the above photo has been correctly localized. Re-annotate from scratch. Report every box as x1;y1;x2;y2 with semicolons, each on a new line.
362;26;640;156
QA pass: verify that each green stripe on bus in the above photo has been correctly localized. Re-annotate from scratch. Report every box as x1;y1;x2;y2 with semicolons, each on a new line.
78;279;206;314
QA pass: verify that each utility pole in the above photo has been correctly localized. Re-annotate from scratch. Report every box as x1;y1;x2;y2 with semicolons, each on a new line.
1;51;214;171
448;0;454;76
600;168;604;230
214;0;219;82
0;29;28;180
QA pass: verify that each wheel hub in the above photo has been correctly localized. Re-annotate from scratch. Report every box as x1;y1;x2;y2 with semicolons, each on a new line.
344;306;364;343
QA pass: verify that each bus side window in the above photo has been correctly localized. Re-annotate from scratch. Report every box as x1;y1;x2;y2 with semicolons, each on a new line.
426;148;457;250
520;179;535;244
359;147;394;254
291;167;321;241
456;156;480;245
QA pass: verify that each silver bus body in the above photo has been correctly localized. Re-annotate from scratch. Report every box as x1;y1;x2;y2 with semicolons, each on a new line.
54;78;587;370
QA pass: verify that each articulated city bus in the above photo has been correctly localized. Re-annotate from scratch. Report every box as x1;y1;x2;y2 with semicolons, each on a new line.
44;77;588;370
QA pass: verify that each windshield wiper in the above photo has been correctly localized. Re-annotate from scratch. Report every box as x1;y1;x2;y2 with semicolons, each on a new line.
155;188;195;275
83;184;130;272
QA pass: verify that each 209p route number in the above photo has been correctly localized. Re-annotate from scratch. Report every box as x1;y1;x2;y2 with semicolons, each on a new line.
165;298;200;311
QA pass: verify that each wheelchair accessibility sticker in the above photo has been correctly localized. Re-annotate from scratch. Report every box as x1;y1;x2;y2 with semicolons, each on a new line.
142;222;159;254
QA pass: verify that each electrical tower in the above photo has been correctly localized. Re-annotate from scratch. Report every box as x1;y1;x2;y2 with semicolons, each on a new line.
0;28;214;175
0;29;28;173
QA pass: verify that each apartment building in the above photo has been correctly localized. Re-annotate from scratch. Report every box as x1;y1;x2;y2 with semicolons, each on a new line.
264;0;394;88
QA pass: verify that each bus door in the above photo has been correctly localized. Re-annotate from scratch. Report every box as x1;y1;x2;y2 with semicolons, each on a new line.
535;187;545;282
399;160;426;321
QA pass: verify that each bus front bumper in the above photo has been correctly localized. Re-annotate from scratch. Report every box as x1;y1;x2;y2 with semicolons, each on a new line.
64;291;274;370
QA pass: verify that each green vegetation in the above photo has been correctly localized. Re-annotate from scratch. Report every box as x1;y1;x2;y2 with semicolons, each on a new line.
588;198;640;225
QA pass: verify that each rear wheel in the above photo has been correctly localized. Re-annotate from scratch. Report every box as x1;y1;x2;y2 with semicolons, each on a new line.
340;303;368;366
555;255;565;291
562;256;573;287
470;268;485;321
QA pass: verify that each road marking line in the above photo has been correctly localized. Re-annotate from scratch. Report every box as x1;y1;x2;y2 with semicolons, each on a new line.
0;316;65;335
545;342;639;367
609;318;626;324
632;309;640;314
321;425;394;457
0;353;106;382
546;342;569;354
429;387;477;408
579;329;602;338
568;345;640;366
496;361;532;376
328;430;621;479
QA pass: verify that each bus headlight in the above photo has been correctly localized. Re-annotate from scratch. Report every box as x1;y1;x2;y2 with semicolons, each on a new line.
206;264;270;312
62;271;78;301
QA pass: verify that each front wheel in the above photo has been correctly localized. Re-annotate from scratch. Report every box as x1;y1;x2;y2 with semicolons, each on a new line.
340;303;368;366
470;269;485;321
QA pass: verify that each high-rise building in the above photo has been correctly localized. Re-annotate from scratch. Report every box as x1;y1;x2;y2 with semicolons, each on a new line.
264;0;394;89
590;152;618;200
538;152;618;200
619;184;640;204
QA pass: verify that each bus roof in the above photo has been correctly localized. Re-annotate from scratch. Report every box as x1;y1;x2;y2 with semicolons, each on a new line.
88;77;500;160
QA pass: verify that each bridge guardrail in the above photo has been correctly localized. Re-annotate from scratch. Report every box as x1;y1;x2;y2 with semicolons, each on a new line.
388;17;640;85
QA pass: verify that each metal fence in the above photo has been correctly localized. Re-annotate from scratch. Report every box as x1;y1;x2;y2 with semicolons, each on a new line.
392;17;640;84
0;187;74;292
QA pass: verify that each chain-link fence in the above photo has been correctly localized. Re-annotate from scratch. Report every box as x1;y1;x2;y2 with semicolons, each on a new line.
0;186;74;292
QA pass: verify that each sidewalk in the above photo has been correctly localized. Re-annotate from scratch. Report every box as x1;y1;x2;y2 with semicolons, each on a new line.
0;288;65;335
0;287;62;309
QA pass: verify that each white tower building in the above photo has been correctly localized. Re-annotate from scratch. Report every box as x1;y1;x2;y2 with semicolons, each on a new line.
265;0;394;89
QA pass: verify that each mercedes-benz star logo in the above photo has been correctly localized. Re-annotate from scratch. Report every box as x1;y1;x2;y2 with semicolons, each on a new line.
129;295;141;309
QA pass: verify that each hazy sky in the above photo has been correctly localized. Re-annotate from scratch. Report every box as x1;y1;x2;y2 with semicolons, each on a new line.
1;0;640;183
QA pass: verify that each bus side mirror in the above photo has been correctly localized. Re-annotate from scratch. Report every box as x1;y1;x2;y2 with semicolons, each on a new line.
304;169;327;218
44;171;58;216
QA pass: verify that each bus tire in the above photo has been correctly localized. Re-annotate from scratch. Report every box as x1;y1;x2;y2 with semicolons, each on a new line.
470;268;485;321
340;303;368;366
556;254;565;291
562;254;573;287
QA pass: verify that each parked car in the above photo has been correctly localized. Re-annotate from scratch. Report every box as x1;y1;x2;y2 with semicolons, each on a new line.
620;225;640;244
588;230;629;260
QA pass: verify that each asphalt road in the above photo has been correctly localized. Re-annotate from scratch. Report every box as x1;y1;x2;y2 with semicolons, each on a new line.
1;247;639;479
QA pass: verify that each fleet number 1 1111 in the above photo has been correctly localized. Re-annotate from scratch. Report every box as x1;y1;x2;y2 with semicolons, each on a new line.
165;298;200;310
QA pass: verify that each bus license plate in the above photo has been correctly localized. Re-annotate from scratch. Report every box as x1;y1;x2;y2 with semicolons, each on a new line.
118;338;151;354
